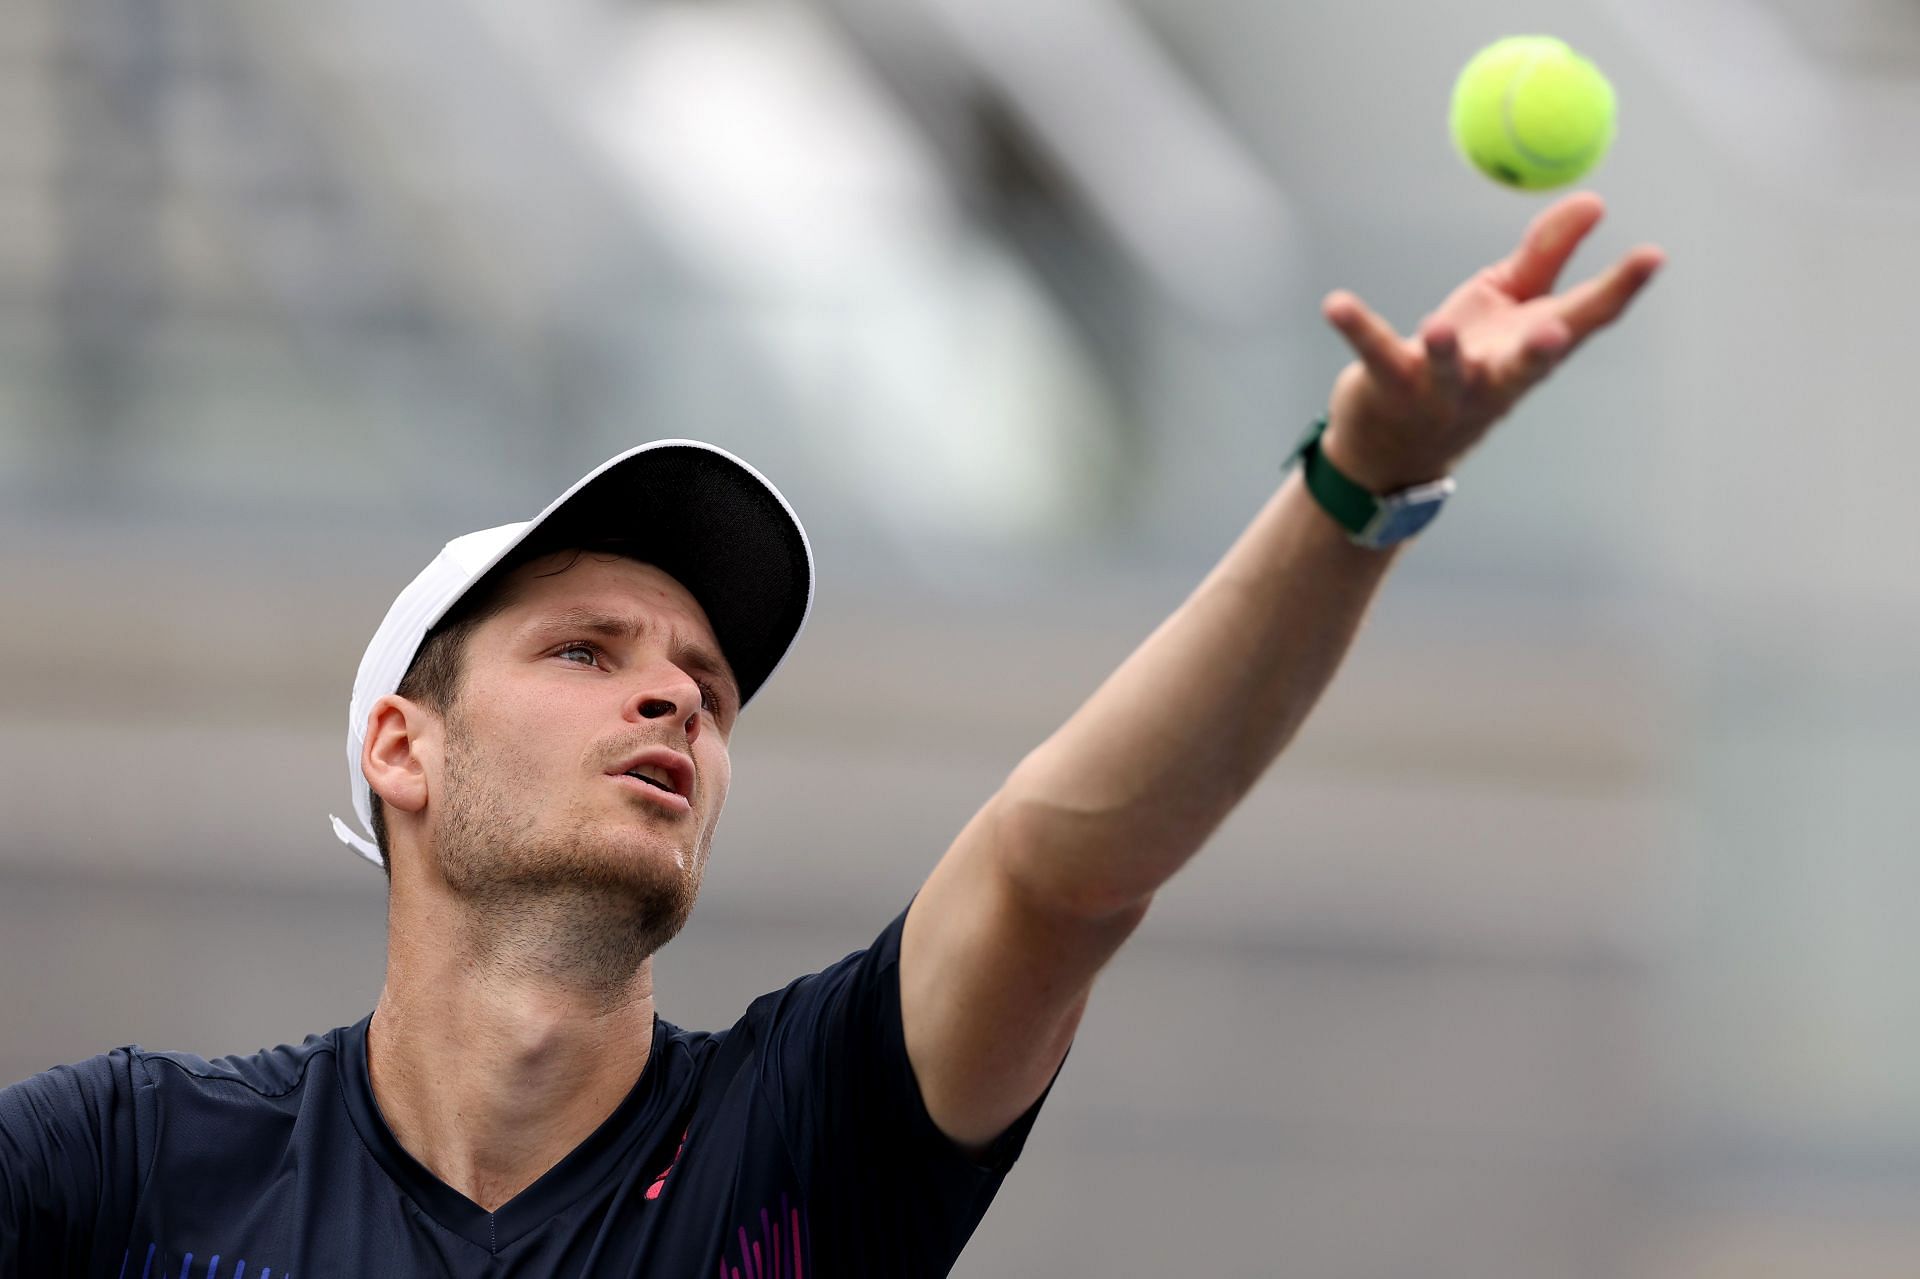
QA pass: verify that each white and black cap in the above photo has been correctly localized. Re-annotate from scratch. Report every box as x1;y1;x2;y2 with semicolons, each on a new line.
330;439;814;868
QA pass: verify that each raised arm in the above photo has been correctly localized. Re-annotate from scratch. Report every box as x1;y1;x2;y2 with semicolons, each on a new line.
901;193;1665;1153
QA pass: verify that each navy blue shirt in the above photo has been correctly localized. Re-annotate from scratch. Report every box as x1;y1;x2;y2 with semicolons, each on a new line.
0;910;1048;1277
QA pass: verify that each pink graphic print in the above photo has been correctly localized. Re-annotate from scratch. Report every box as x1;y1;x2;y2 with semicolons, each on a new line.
718;1193;808;1279
645;1129;690;1202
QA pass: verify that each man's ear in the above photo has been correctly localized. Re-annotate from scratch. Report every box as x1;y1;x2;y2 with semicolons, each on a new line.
363;694;437;818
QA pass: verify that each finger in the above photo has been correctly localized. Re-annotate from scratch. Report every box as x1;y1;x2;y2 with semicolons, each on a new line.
1323;290;1417;390
1551;244;1666;345
1489;191;1606;302
1513;316;1573;386
1420;318;1465;402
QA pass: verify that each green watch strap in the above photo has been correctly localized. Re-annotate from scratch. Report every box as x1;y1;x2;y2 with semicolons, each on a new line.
1291;415;1378;536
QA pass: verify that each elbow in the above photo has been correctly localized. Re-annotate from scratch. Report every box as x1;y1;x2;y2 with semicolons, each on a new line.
984;783;1161;926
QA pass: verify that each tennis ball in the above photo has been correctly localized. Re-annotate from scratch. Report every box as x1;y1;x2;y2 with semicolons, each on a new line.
1450;35;1616;190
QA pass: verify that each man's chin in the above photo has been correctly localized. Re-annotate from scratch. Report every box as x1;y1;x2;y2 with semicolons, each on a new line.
442;826;693;898
528;840;695;899
461;842;701;961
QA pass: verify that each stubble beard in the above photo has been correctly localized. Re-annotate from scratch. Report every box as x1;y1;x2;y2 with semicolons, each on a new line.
431;707;710;998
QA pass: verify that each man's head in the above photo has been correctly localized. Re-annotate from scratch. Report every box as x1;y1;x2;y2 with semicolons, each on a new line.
362;546;739;967
330;442;812;981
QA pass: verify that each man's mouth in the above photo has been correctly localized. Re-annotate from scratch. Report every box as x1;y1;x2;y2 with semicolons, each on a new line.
608;748;696;813
611;771;693;814
624;765;677;792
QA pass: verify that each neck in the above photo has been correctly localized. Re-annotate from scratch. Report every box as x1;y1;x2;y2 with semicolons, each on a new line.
368;876;659;1212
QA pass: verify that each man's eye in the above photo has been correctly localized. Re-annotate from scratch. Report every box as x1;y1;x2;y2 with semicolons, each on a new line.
557;643;600;666
698;681;720;714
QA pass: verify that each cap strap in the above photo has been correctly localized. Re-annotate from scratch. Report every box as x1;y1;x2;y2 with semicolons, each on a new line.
329;814;386;868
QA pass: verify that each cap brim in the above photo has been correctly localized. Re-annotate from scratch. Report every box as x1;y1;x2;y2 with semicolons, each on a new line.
488;440;814;709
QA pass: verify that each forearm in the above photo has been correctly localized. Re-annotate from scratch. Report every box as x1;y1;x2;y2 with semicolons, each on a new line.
995;465;1398;916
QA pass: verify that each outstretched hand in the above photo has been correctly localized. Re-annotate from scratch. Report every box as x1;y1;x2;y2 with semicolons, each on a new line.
1318;192;1665;494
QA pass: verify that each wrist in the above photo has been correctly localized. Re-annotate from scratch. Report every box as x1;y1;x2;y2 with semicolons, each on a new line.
1289;414;1456;550
1320;416;1452;495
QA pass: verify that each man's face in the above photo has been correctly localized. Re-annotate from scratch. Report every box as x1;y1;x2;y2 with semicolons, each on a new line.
423;551;738;957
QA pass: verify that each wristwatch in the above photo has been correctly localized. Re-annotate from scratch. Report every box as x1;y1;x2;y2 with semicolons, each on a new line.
1288;415;1456;550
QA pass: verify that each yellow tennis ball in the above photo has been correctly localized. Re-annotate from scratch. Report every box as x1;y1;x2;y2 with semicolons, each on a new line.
1450;35;1616;190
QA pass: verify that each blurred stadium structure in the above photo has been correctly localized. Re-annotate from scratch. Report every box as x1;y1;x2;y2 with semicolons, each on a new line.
5;0;1920;1273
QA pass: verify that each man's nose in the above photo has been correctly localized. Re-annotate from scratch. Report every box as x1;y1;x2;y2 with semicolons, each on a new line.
626;667;703;740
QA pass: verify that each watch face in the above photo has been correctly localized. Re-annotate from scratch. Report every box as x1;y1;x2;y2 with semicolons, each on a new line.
1357;483;1453;547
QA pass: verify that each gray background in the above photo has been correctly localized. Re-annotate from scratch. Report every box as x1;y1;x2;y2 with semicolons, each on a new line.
6;0;1920;1273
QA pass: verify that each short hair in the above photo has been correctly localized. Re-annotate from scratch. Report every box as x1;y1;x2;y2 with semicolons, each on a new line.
367;541;653;875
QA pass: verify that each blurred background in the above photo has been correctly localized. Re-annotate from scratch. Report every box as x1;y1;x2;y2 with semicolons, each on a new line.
3;0;1919;1273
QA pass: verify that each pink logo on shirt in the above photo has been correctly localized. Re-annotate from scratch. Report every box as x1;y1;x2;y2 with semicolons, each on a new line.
645;1128;690;1201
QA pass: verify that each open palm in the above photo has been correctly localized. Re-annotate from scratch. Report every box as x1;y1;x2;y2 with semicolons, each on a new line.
1319;192;1665;493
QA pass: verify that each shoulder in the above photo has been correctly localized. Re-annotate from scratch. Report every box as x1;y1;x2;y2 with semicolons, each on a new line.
683;910;912;1124
0;1046;141;1129
647;913;906;1107
0;1026;357;1218
735;908;910;1036
136;1023;350;1102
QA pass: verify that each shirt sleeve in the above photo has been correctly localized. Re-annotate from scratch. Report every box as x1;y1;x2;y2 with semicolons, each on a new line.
754;906;1059;1274
0;1050;147;1277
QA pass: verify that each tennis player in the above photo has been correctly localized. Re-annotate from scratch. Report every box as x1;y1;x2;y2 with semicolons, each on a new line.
0;193;1661;1277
